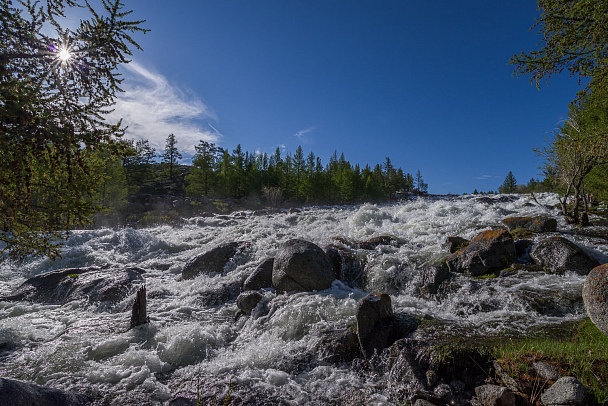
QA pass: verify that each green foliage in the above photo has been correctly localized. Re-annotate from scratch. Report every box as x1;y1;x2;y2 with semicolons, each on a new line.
511;0;608;96
493;318;608;404
161;133;182;180
0;0;146;259
498;171;517;194
183;143;423;204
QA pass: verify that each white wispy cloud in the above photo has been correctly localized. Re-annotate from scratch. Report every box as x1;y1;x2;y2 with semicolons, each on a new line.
293;126;316;142
108;62;220;154
473;174;499;180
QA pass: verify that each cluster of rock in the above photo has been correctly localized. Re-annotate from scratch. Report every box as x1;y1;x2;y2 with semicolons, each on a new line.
2;212;607;405
445;215;601;276
444;215;608;337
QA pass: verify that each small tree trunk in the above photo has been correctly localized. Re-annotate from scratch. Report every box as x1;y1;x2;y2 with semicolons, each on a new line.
130;286;148;328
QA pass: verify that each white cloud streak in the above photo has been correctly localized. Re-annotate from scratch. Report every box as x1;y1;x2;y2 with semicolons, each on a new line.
293;126;316;141
108;62;220;154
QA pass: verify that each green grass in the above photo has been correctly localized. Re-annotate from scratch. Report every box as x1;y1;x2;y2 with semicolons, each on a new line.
493;318;608;405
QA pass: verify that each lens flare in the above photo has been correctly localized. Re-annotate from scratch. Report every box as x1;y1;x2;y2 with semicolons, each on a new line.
58;48;71;61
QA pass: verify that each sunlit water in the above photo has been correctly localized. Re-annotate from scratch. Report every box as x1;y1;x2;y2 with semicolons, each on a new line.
1;193;606;404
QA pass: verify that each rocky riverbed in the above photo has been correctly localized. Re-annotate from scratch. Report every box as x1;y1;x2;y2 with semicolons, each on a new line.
1;193;607;405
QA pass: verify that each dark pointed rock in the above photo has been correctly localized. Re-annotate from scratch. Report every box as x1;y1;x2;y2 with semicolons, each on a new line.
243;258;274;291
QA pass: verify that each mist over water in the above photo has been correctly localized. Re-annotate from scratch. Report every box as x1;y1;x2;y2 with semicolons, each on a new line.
1;193;605;404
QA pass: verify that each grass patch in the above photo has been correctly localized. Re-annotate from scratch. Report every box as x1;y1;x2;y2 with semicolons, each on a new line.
509;227;534;240
493;318;608;404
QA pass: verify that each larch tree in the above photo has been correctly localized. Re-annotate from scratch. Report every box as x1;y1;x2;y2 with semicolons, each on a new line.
161;133;182;180
510;0;608;96
0;0;147;259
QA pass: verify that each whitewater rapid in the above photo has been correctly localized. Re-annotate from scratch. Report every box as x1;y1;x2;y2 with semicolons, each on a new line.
1;193;605;404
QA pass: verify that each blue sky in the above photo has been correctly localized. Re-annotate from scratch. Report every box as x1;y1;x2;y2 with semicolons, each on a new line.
107;1;584;194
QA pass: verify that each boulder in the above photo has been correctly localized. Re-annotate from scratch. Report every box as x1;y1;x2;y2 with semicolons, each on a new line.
416;266;452;297
443;236;469;253
540;377;589;406
474;384;516;406
272;239;335;292
445;229;517;276
324;244;366;288
2;266;144;306
236;291;263;315
243;258;274;291
182;242;251;280
530;236;600;275
501;216;557;233
582;263;608;335
534;361;560;381
0;378;90;406
316;327;361;363
356;293;416;359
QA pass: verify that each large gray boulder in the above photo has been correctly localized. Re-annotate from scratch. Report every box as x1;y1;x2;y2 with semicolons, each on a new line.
541;376;589;406
272;239;335;292
530;236;600;275
501;216;557;233
446;229;517;276
0;378;90;406
582;263;608;335
182;242;251;280
2;266;144;307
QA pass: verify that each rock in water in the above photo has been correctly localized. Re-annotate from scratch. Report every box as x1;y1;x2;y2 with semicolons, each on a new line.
130;286;148;328
182;242;251;280
1;266;145;307
530;236;600;275
501;216;557;233
272;239;335;292
356;292;395;359
243;258;274;291
0;378;90;406
236;291;263;315
582;264;608;335
446;229;516;276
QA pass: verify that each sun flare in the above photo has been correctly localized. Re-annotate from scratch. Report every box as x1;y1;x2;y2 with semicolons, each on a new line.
58;48;71;61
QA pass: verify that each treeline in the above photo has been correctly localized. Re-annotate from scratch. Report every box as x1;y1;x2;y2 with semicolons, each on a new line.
95;136;428;210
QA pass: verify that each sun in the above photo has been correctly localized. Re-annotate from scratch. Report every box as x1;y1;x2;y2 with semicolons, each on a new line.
58;48;72;62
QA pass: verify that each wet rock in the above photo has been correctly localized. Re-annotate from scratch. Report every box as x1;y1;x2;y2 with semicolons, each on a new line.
317;327;361;363
357;235;405;250
530;236;600;275
243;258;274;291
446;229;517;276
386;338;427;395
0;378;91;406
197;282;241;307
534;361;560;381
356;293;416;359
1;266;144;306
582;263;608;335
540;376;589;406
324;244;366;288
514;239;534;263
236;291;263;315
443;236;469;253
501;216;557;233
416;266;452;297
474;384;516;406
182;242;251;280
272;239;335;292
